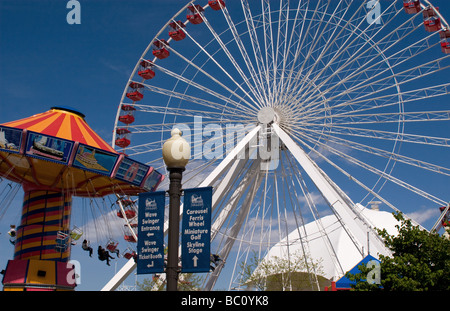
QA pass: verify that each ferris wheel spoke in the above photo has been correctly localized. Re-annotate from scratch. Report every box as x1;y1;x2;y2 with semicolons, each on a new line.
131;102;250;123
285;152;346;277
296;54;450;120
153;43;261;113
296;134;427;227
282;0;338;101
302;110;450;126
300;47;445;115
300;127;450;177
220;5;270;106
291;1;410;105
240;0;271;104
315;124;450;147
199;12;266;106
288;0;365;100
165;26;263;112
138;81;254;116
293;1;407;103
151;62;257;115
295;130;447;206
300;82;450;122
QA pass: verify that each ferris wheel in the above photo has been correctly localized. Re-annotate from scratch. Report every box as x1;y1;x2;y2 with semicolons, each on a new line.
111;0;450;290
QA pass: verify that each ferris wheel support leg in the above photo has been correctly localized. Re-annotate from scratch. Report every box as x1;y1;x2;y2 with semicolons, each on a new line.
205;159;264;291
272;124;390;258
101;258;136;291
199;125;261;187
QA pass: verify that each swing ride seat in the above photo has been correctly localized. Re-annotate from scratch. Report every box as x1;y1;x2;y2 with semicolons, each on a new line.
106;240;119;253
55;231;70;252
124;235;137;243
116;209;136;219
70;227;83;241
123;249;137;259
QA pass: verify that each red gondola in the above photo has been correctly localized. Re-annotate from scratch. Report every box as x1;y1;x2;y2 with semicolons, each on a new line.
106;240;119;253
119;197;134;206
440;30;450;54
115;128;131;148
209;0;225;11
117;209;136;219
121;105;136;112
403;0;421;14
123;249;137;260
423;7;441;32
119;105;136;125
138;60;155;80
118;114;135;125
187;5;204;25
124;235;137;243
169;21;186;41
116;128;131;136
115;138;130;148
126;82;144;102
439;206;450;227
152;39;170;60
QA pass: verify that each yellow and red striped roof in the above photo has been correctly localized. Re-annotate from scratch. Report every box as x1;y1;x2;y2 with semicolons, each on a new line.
1;107;116;153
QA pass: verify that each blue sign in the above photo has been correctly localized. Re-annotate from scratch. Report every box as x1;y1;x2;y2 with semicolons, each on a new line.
137;191;166;274
181;187;212;273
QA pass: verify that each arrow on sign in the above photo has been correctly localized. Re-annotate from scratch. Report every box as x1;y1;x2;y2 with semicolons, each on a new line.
147;262;154;268
147;233;154;237
192;256;198;267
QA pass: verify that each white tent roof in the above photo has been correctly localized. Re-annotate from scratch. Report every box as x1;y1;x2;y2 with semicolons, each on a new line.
262;205;399;281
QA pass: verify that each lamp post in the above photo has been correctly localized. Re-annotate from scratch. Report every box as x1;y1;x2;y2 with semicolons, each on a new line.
162;128;191;291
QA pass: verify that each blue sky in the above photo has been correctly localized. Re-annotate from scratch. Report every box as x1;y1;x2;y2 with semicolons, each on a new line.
0;0;185;291
1;0;450;291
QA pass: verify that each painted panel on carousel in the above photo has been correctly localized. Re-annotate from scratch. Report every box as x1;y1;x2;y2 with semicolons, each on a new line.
25;131;74;164
0;126;23;154
115;157;150;186
142;169;164;192
72;143;118;176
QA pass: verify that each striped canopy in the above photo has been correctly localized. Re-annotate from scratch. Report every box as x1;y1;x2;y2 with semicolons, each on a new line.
2;106;116;153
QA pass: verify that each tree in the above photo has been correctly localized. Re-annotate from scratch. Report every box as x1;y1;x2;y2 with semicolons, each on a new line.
347;212;450;291
239;250;326;291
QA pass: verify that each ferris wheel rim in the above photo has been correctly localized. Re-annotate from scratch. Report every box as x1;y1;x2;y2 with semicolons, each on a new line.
110;0;450;290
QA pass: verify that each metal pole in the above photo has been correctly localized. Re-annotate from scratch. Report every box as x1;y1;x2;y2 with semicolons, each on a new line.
166;167;184;291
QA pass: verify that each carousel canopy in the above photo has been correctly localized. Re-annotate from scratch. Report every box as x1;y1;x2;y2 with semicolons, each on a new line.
0;106;163;196
2;106;115;153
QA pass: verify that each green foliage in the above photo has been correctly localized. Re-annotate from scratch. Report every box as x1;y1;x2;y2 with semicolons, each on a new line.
347;212;450;291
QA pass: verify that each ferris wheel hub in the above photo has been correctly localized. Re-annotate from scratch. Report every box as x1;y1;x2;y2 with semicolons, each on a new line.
257;106;277;124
